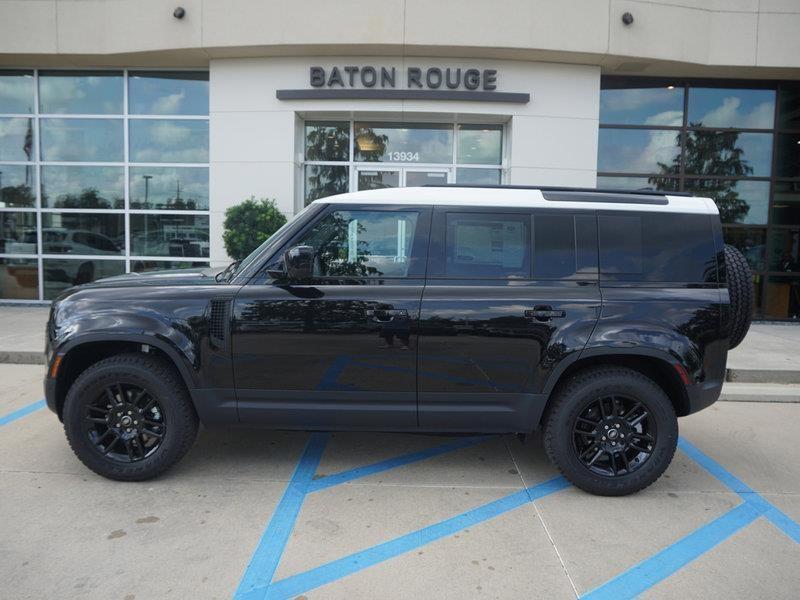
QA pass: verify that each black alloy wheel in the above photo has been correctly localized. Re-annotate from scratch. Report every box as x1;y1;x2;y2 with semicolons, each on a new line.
83;382;166;463
63;353;198;481
543;366;678;496
572;394;655;477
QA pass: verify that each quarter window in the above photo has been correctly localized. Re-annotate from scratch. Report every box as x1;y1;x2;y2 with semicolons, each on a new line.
445;213;530;278
297;210;419;278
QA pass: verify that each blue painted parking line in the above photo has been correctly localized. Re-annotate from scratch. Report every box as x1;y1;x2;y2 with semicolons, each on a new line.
0;399;45;428
582;502;761;599
678;437;800;544
235;433;330;600
583;437;800;598
262;476;570;600
308;435;490;493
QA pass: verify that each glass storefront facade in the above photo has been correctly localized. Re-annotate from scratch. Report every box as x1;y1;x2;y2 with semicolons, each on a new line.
0;69;210;301
599;77;800;319
303;121;504;204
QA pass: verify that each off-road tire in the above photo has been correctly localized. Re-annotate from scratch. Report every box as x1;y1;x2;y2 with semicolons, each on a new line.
724;244;753;350
543;366;678;496
63;353;198;481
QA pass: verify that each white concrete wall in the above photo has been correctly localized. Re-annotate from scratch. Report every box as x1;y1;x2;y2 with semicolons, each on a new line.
2;1;800;74
208;57;599;264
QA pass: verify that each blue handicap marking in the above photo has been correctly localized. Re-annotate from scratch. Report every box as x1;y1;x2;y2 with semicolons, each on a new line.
0;399;45;428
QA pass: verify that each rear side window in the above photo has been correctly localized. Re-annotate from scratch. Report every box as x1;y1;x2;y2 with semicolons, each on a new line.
533;214;598;278
445;213;530;278
598;213;716;282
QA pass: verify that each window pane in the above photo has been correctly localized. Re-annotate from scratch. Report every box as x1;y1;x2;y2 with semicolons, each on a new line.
40;118;123;162
304;164;348;205
41;213;124;255
128;71;209;115
41;166;124;209
456;168;501;185
772;182;800;226
0;211;37;254
43;258;125;300
778;85;800;129
600;214;718;282
687;88;775;129
0;164;36;207
0;70;34;114
131;260;209;273
596;175;679;191
354;122;453;163
446;213;530;278
534;214;577;278
357;170;399;191
129;167;208;210
769;228;800;273
723;227;765;272
130;214;209;258
129;119;208;163
600;85;684;125
304;122;349;161
598;128;681;174
0;257;38;300
684;131;773;177
457;124;502;164
684;179;769;225
405;170;448;187
297;210;419;278
38;71;123;114
764;275;800;319
0;118;33;161
599;215;642;274
776;133;800;179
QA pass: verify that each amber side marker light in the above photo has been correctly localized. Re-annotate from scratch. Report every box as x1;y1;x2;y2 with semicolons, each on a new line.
49;354;64;379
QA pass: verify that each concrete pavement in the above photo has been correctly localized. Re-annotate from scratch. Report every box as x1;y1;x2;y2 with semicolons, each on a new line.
1;363;799;599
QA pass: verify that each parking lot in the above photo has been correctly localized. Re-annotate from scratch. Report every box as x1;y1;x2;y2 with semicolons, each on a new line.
1;363;799;600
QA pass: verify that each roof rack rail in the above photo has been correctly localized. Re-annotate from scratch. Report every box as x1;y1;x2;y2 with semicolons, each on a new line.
422;184;691;197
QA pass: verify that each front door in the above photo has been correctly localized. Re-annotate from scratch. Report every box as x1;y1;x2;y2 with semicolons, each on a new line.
232;205;432;429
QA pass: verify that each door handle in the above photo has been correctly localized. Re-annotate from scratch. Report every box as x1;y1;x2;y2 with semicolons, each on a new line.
366;308;409;322
525;306;566;321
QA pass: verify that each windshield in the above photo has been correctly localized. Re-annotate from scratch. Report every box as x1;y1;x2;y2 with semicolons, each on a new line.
231;203;316;278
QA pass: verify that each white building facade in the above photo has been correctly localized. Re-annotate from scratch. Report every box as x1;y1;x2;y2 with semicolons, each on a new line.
1;1;799;318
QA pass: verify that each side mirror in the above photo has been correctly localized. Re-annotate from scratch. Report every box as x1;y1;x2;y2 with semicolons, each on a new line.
284;245;315;281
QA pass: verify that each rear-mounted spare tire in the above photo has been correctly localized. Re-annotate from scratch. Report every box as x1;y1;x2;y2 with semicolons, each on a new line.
724;244;753;350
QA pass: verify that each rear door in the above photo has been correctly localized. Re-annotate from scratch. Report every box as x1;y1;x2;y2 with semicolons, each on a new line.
417;207;601;432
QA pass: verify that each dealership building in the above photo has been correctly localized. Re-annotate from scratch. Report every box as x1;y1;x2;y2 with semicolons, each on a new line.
0;0;799;317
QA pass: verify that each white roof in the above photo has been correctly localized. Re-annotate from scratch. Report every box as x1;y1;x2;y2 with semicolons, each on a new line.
319;186;719;215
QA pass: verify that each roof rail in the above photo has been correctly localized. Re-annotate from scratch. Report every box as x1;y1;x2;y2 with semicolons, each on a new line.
422;184;691;197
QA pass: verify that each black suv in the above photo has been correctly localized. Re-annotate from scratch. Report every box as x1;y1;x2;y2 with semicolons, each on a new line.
45;186;753;496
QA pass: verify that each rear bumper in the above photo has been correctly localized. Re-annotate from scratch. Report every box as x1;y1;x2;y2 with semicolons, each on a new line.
686;378;724;415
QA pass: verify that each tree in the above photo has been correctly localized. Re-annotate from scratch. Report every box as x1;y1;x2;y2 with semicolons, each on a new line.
223;197;287;261
649;125;752;223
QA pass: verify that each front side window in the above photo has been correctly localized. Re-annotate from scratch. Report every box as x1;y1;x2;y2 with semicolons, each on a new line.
297;210;419;278
445;213;530;278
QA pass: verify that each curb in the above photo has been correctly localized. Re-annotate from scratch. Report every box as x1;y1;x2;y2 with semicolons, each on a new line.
726;368;800;385
0;351;45;365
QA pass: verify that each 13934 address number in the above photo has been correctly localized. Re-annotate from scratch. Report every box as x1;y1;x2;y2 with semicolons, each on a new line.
387;151;420;162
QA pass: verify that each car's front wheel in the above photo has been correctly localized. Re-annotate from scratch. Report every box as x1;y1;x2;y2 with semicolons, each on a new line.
63;353;198;481
543;366;678;496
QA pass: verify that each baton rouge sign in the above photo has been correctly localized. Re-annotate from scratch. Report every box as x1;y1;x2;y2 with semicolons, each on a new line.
275;66;530;103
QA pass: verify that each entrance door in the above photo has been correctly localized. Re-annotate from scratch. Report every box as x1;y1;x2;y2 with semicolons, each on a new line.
232;204;432;430
355;167;451;191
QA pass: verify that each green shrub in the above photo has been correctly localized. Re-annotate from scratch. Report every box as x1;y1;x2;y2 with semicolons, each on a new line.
223;197;287;261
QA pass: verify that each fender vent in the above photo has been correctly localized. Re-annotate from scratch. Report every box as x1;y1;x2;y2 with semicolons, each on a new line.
209;298;230;349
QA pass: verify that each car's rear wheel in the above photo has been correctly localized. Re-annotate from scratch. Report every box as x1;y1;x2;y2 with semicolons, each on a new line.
63;353;198;481
543;366;678;496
